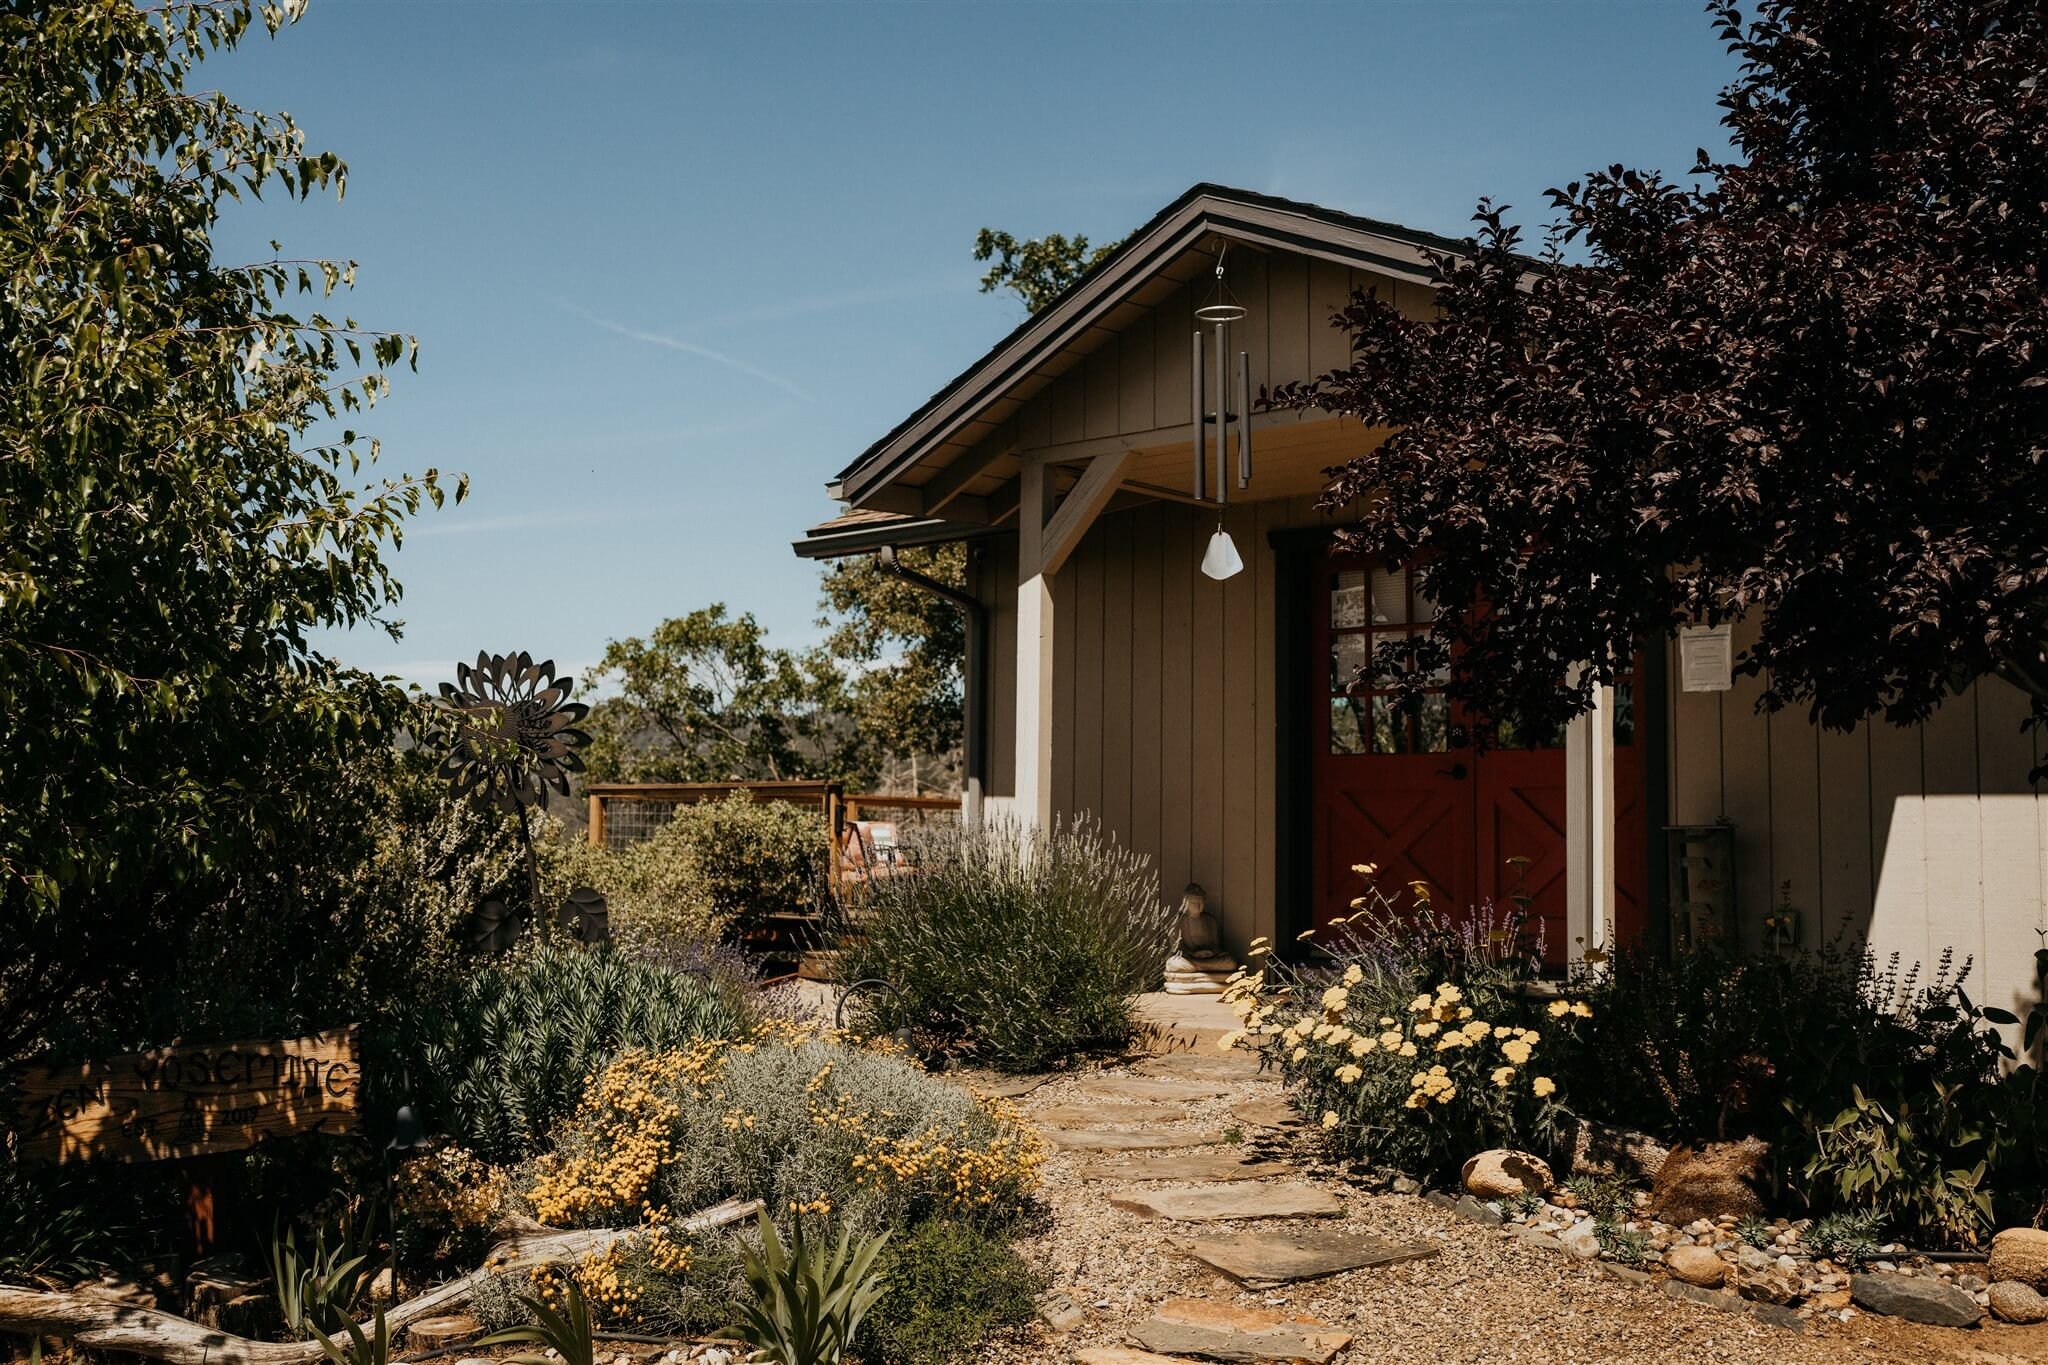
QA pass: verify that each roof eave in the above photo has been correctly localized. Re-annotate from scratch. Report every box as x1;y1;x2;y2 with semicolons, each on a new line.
833;184;1477;507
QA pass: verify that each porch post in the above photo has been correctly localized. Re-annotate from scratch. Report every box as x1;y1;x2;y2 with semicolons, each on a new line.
1014;454;1057;828
1564;677;1616;970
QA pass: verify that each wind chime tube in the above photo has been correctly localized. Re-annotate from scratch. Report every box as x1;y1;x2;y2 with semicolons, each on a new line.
1237;351;1252;488
1214;321;1229;505
1190;331;1205;501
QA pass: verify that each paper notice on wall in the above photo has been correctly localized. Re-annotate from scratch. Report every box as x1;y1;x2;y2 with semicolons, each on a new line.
1679;625;1734;693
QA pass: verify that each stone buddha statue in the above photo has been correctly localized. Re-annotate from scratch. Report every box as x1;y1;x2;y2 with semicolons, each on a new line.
1161;882;1238;994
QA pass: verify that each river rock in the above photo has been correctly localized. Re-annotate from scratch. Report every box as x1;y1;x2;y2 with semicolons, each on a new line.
1988;1280;2048;1325
1651;1138;1769;1224
1988;1227;2048;1292
1665;1245;1727;1287
1560;1219;1603;1260
1462;1149;1554;1198
1850;1272;1982;1327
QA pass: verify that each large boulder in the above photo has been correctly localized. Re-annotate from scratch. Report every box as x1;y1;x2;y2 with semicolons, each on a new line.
1850;1272;1983;1327
1566;1118;1671;1181
1988;1228;2048;1293
1988;1281;2048;1325
1461;1148;1553;1199
1664;1245;1726;1287
1650;1138;1769;1224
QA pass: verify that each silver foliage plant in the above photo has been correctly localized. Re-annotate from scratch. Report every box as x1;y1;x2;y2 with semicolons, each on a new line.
838;815;1175;1072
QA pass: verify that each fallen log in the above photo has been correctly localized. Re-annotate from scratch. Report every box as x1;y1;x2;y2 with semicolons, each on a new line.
0;1198;762;1365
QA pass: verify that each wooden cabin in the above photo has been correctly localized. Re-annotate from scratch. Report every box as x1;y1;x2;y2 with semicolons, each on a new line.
794;185;2045;1020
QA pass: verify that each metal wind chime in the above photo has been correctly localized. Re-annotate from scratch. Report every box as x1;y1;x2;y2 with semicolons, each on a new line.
1192;247;1252;580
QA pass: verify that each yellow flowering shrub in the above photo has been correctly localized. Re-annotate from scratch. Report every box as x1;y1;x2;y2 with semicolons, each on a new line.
523;1022;1042;1241
393;1143;510;1270
1219;881;1591;1181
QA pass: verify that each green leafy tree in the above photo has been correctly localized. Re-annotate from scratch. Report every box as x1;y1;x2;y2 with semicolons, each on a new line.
584;605;848;783
0;0;461;1069
973;228;1119;315
818;544;967;793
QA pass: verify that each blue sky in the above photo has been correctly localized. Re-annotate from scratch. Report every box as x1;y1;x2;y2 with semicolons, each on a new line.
209;0;1740;692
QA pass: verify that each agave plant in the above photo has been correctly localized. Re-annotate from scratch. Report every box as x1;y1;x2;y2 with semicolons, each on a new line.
477;1277;597;1365
271;1213;382;1339
311;1309;390;1365
722;1212;890;1365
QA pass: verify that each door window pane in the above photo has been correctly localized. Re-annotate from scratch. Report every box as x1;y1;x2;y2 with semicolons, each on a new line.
1330;697;1369;754
1416;696;1450;753
1330;633;1367;692
1370;567;1407;625
1330;570;1367;629
1371;697;1407;753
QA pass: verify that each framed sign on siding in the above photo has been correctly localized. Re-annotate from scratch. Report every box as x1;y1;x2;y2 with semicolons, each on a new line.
13;1027;361;1164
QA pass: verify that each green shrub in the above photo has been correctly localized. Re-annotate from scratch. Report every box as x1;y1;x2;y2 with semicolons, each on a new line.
525;1030;1041;1241
673;794;827;928
539;813;724;953
1565;940;2048;1248
611;1231;752;1338
837;816;1174;1073
1734;1215;1772;1250
1224;889;1578;1182
855;1218;1042;1365
402;945;749;1163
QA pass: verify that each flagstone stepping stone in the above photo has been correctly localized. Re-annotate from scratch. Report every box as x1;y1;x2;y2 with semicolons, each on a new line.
1228;1095;1297;1129
957;1071;1050;1100
1036;1101;1191;1127
1172;1227;1439;1289
1109;1181;1343;1222
1075;1350;1194;1365
1072;1151;1297;1183
1136;1051;1263;1081
1127;1298;1352;1364
1075;1074;1237;1103
1043;1127;1228;1152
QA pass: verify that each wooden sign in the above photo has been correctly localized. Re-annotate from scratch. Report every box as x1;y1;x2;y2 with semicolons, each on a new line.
13;1027;361;1164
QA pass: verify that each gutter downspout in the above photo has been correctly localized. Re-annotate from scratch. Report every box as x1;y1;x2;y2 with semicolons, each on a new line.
876;545;988;825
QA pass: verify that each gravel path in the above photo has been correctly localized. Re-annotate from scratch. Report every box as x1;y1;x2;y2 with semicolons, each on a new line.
972;1048;2048;1365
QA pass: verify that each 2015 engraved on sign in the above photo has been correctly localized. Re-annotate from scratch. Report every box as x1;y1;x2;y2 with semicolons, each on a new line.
14;1027;361;1163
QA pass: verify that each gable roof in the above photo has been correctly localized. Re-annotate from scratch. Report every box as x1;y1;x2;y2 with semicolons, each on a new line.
831;183;1475;507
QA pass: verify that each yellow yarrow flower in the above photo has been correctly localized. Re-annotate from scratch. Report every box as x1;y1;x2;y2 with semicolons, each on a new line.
1413;1020;1441;1038
1532;1076;1557;1098
1572;1002;1593;1019
1321;1110;1341;1129
1398;1042;1418;1058
1491;1066;1516;1087
1343;964;1364;986
1336;1064;1363;1084
1548;1000;1572;1018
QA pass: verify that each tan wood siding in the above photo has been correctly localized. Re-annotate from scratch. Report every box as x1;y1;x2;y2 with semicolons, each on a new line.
1039;494;1339;953
1667;632;2045;1025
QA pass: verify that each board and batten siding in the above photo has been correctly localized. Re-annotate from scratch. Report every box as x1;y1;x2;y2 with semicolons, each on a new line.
984;515;2047;1024
1667;617;2047;1024
979;496;1342;956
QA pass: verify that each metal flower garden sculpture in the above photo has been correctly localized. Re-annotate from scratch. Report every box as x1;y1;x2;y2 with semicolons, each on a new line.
437;651;591;925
